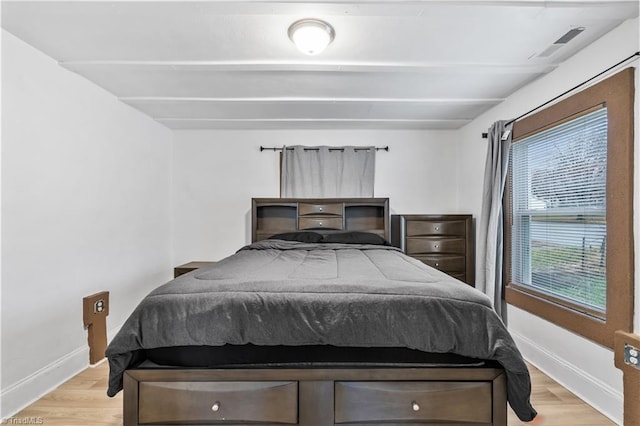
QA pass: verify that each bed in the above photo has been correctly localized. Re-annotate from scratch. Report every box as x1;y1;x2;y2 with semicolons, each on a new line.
107;198;536;425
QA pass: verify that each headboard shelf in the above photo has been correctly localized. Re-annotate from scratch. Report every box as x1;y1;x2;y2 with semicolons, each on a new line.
252;198;389;242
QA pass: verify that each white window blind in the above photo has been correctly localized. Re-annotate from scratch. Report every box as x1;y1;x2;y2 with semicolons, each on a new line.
510;107;608;313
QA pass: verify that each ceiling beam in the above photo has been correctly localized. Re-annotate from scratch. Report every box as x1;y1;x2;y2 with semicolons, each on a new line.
61;60;557;74
48;0;638;5
156;118;471;123
121;97;505;103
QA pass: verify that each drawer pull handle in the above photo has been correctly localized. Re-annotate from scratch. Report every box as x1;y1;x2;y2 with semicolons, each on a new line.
211;401;220;412
434;244;440;249
412;401;420;411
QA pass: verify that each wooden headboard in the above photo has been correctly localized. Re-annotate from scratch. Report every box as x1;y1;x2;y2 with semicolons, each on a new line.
251;198;389;243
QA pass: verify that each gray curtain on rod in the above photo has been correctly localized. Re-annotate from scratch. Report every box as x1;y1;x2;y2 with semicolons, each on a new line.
477;120;513;319
281;145;376;198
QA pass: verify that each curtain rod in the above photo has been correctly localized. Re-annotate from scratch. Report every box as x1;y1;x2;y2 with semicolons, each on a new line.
260;146;389;152
481;51;640;139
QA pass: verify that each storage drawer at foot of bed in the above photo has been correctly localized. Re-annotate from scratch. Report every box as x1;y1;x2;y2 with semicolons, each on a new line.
334;381;492;424
138;381;297;424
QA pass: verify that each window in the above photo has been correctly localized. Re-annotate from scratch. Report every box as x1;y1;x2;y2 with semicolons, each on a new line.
505;68;634;349
510;107;608;314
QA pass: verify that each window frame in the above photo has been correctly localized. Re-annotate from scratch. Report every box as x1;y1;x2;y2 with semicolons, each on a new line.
504;68;634;349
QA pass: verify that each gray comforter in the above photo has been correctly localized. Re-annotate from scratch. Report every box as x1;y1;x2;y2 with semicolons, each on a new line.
106;240;536;421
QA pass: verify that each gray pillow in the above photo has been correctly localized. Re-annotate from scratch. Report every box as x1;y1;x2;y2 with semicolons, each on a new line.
268;232;324;243
322;231;388;245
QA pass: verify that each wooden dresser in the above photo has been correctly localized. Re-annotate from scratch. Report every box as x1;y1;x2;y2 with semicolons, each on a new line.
391;214;474;286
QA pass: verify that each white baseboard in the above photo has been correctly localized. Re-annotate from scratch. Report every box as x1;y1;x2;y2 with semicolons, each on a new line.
1;323;122;419
511;330;623;425
0;345;89;419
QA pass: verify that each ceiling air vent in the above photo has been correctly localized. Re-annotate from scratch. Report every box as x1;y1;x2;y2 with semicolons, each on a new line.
537;27;585;58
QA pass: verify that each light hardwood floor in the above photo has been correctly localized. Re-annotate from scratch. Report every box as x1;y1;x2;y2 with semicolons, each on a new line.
9;362;615;425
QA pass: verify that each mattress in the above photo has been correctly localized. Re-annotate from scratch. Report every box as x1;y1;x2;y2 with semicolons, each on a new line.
106;240;536;421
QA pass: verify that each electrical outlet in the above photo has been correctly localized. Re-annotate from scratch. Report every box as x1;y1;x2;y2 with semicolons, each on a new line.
624;344;640;368
83;291;109;323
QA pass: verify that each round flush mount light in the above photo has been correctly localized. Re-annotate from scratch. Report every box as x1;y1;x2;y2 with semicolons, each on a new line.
288;19;335;55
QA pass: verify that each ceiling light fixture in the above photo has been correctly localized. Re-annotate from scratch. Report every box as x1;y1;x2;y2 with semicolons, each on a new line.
288;19;335;55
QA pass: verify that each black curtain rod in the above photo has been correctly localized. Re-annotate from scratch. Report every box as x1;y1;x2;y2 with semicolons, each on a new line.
481;51;640;139
260;146;389;152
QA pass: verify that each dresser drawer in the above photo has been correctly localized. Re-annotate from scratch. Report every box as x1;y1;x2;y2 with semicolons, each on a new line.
406;237;465;255
406;220;466;237
299;217;343;230
138;381;297;424
449;272;466;281
299;202;343;216
334;381;492;424
413;255;465;272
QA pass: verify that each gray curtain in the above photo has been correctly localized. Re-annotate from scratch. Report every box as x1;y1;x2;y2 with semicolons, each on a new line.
281;145;375;198
477;120;513;319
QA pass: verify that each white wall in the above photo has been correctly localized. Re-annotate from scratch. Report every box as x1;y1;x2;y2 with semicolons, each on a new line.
171;129;460;264
1;30;173;417
455;18;639;424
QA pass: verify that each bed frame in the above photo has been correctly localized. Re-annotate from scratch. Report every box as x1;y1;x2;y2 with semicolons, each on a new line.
121;197;509;425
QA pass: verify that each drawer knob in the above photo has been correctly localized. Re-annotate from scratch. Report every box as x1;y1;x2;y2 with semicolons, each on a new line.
319;207;323;211
434;244;440;249
319;222;323;226
412;401;420;411
435;263;439;267
435;226;440;231
211;401;220;412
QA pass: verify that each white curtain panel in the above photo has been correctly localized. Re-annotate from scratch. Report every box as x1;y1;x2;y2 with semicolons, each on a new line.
281;145;375;198
477;120;513;319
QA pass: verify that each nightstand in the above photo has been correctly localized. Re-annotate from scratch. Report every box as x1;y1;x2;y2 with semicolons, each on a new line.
174;261;216;278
